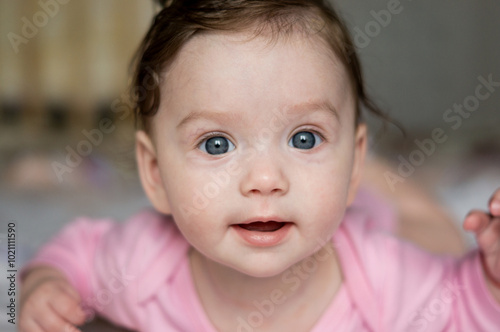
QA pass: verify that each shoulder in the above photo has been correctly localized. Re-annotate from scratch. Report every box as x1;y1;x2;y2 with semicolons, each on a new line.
335;208;398;292
94;208;186;273
339;208;452;288
336;208;459;330
97;208;179;252
92;208;190;300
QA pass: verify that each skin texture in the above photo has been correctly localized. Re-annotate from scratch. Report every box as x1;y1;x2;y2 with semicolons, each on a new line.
136;31;366;331
18;29;500;331
139;31;364;276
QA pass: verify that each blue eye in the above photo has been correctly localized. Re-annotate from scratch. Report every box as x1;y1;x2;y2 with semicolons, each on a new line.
288;131;322;150
200;136;235;155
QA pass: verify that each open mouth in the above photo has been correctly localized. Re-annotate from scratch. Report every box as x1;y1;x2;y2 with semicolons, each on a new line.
232;219;293;246
237;221;287;232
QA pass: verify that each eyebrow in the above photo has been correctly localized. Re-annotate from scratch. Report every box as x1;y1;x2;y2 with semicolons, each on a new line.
176;109;241;129
176;99;340;130
284;100;340;122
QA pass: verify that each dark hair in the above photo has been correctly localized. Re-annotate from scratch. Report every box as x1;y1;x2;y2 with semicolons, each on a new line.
132;0;392;132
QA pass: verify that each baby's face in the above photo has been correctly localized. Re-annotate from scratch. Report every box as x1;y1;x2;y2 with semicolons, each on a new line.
136;31;366;277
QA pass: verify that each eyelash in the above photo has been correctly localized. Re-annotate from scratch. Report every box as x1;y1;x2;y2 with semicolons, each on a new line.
290;127;327;143
195;127;327;149
196;132;233;148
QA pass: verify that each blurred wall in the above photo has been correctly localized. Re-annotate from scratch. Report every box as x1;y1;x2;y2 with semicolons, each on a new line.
335;0;500;144
0;0;155;151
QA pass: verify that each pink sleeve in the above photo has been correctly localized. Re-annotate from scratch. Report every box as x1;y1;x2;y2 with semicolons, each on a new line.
20;217;115;304
87;210;171;329
361;229;500;331
19;210;169;330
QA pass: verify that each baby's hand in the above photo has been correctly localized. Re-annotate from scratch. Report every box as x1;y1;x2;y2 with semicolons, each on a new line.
463;188;500;299
19;266;87;332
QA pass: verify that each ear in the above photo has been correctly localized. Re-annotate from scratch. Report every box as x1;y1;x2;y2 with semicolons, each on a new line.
135;130;171;214
346;123;367;206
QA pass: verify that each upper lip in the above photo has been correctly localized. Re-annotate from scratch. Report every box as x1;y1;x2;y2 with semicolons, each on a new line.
235;216;289;225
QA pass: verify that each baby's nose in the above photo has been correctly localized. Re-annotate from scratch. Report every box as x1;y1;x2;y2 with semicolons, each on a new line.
239;155;289;197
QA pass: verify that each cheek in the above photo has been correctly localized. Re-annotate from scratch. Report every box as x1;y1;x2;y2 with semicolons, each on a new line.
161;163;229;230
165;177;222;249
301;148;354;198
295;150;354;231
308;168;350;217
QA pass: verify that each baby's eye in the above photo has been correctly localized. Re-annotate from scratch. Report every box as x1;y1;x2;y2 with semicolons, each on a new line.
199;136;235;155
288;131;323;150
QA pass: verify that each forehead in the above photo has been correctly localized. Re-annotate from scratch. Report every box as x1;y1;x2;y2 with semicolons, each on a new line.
158;30;354;123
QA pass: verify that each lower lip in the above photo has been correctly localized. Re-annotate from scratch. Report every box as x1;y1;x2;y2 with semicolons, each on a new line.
231;223;293;247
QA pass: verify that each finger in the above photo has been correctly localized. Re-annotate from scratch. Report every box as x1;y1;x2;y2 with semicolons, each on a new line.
50;289;86;326
489;252;500;279
58;281;81;302
463;209;490;234
34;307;82;332
19;317;45;332
476;217;500;256
489;188;500;217
62;322;84;332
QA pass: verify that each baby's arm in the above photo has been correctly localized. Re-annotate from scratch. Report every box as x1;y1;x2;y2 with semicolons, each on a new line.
18;217;116;332
18;211;165;331
19;265;86;332
361;157;466;255
463;188;500;304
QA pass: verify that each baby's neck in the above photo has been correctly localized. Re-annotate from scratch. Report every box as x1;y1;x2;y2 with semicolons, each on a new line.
189;242;342;332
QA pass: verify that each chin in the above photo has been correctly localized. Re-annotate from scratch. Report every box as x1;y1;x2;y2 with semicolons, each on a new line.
238;268;287;279
229;257;296;279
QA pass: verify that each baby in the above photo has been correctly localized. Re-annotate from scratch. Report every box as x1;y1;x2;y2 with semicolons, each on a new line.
19;1;500;331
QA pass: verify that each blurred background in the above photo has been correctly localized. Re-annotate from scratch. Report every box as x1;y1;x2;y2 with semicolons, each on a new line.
0;0;499;330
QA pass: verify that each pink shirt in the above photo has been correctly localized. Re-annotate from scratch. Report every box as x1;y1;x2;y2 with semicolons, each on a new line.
21;191;500;331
